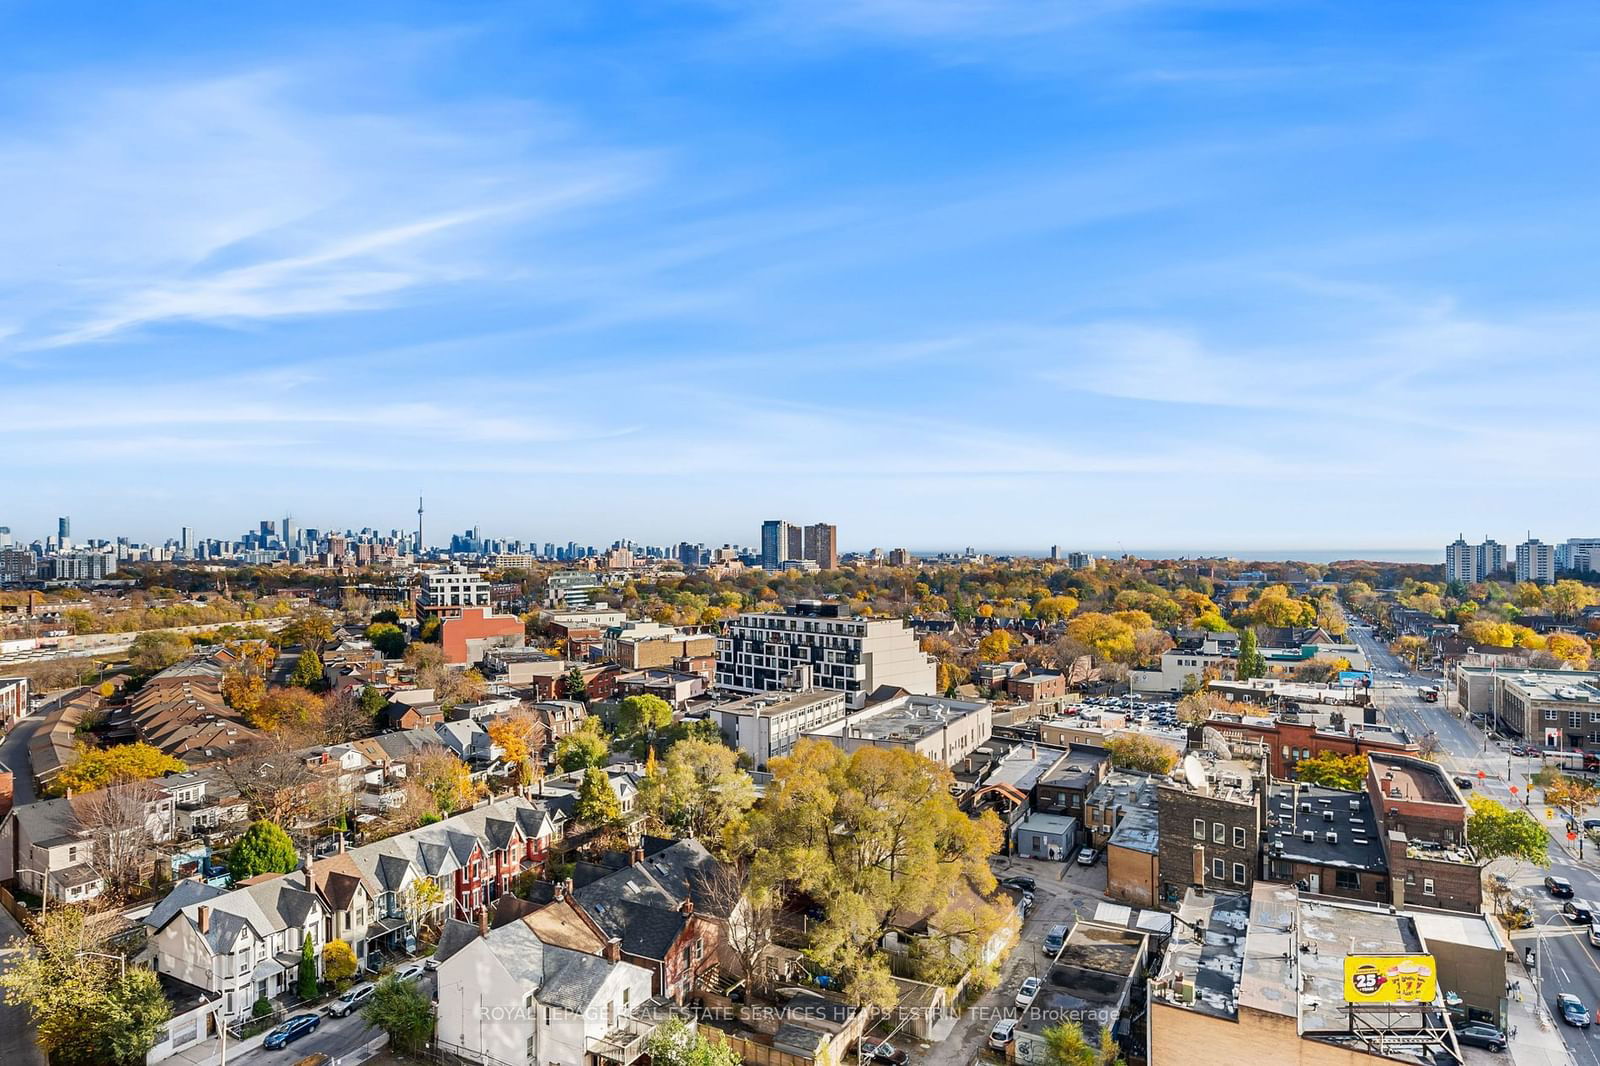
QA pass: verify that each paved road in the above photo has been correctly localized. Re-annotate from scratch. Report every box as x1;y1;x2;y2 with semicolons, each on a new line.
0;903;47;1066
0;714;42;806
1351;622;1600;1065
229;980;402;1066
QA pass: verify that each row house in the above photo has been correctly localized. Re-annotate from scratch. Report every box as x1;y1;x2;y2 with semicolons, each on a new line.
141;797;562;1016
144;875;322;1020
344;797;560;959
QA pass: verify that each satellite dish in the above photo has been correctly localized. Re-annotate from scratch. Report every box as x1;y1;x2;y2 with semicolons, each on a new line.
1181;754;1207;791
1201;727;1233;759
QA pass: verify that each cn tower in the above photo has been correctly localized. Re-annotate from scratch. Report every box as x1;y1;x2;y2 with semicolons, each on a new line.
416;495;425;553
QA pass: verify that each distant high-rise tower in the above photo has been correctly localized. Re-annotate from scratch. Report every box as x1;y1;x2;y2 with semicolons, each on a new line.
180;527;193;553
283;515;296;548
761;520;796;570
58;516;70;544
803;523;838;569
417;495;425;553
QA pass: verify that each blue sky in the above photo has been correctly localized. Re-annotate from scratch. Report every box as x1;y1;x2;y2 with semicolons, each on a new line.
4;1;1599;554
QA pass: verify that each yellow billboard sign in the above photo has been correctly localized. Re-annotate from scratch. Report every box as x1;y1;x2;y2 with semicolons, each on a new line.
1343;954;1437;1004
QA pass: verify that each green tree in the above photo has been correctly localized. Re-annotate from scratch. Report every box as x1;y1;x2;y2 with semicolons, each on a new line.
1294;752;1369;791
555;718;610;771
366;622;407;658
644;1016;742;1066
1235;628;1266;681
565;664;589;702
575;767;622;827
0;907;171;1066
618;694;675;745
361;976;435;1054
297;935;318;999
1104;733;1178;774
358;684;389;719
229;819;299;880
1466;795;1548;866
639;738;756;840
289;648;324;689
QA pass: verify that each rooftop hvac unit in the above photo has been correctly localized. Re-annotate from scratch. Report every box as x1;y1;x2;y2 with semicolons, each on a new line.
1322;811;1334;822
1299;802;1312;813
1302;830;1315;842
1325;831;1338;844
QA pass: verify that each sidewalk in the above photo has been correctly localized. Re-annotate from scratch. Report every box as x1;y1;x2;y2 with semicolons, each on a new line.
1506;959;1576;1066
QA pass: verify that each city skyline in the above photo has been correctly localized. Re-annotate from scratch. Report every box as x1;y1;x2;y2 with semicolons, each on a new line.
6;3;1600;545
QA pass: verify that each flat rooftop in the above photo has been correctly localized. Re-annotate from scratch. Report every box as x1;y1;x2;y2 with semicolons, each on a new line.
712;688;847;718
1502;673;1600;703
1155;889;1250;1020
1293;892;1428;1033
806;695;988;742
1267;783;1387;872
1108;808;1159;854
1370;753;1458;805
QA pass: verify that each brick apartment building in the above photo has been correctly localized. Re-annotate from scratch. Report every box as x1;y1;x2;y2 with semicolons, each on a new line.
1156;756;1265;905
1205;711;1418;779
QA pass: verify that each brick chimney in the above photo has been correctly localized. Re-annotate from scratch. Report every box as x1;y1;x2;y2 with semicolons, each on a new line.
604;936;621;963
631;846;645;865
197;906;210;934
679;898;694;916
478;905;490;935
1191;844;1206;894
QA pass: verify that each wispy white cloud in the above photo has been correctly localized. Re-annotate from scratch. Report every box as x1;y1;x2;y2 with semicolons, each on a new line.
0;68;650;352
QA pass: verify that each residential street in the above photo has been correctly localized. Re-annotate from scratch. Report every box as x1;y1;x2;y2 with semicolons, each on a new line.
0;707;43;806
226;976;414;1066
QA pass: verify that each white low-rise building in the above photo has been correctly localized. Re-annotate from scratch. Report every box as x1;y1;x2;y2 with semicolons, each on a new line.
434;914;668;1066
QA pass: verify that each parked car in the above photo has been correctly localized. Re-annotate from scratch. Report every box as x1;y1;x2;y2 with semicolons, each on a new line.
1076;848;1100;866
1558;993;1592;1027
393;962;426;983
860;1040;909;1065
1584;819;1600;831
988;1018;1018;1051
1001;876;1037;892
1547;875;1575;898
327;983;375;1018
1587;923;1600;948
1509;745;1526;756
262;1014;320;1050
424;954;442;972
1453;1023;1507;1052
1015;976;1042;1009
1043;924;1067;956
1452;776;1473;789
